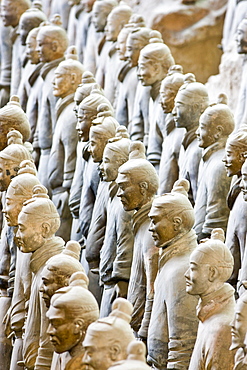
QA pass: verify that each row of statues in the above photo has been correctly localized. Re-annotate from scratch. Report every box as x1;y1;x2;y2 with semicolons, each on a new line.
1;0;247;370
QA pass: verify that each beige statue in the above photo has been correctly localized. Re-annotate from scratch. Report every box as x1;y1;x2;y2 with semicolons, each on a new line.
47;271;99;369
35;20;68;190
223;129;247;293
116;25;151;128
194;96;234;241
85;104;119;273
15;184;64;370
83;297;135;370
148;179;198;369
47;46;84;242
116;142;159;339
138;39;175;171
231;286;247;369
108;341;151;370
173;73;209;205
185;228;236;370
4;160;40;370
1;0;31;96
0;95;31;151
98;128;134;317
40;241;84;308
158;65;185;194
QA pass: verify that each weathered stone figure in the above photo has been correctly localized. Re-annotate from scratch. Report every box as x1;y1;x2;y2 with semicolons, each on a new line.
83;298;135;370
194;96;234;241
222;129;247;293
99;128;134;317
47;271;99;370
48;46;84;241
185;228;235;370
35;20;68;190
148;179;198;370
4;160;40;370
108;341;151;370
16;184;64;370
158;65;185;194
173;73;209;205
116;142;159;339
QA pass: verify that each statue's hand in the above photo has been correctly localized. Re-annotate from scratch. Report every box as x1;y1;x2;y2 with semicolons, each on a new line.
32;147;40;168
0;86;10;108
53;190;70;218
110;280;129;303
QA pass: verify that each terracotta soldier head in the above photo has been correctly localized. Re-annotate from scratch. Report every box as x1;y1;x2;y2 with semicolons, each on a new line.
40;241;84;308
53;46;85;99
3;159;39;226
125;27;151;68
36;21;69;63
18;1;47;45
92;0;117;32
83;0;96;13
231;288;247;352
236;18;247;54
105;2;132;42
25;27;40;64
76;87;113;142
74;72;102;117
0;130;32;192
149;179;194;248
1;0;31;28
138;39;175;87
0;96;31;151
117;141;159;211
173;73;209;131
89;103;119;162
99;126;130;181
223;129;247;177
83;298;135;370
185;228;234;298
15;184;60;253
196;95;235;149
47;271;99;354
108;341;151;370
160;65;184;114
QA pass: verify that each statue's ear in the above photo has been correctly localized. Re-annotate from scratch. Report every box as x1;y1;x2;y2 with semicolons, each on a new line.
70;72;76;85
109;344;121;361
51;40;58;52
41;222;51;237
73;318;85;335
173;216;182;231
208;266;219;282
214;125;224;140
139;181;148;195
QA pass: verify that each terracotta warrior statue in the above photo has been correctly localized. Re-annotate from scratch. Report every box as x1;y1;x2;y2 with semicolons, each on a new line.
116;142;159;339
158;65;185;194
194;96;234;241
69;72;102;241
98;128;134;317
173;73;209;205
108;341;151;370
0;95;31;151
0;134;32;370
185;228;235;370
17;1;47;112
83;298;135;370
84;0;117;75
85;104;119;268
47;46;84;242
47;271;99;370
4;160;40;370
99;2;132;105
231;286;247;369
40;241;84;309
1;0;31;97
138;38;175;171
115;23;150;129
223;128;247;293
16;184;64;370
34;19;68;190
148;179;198;369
